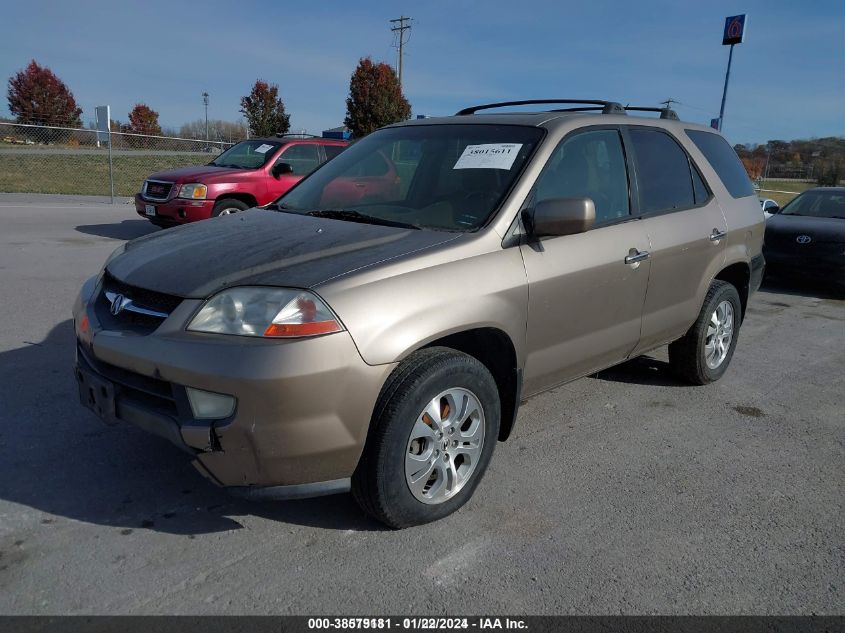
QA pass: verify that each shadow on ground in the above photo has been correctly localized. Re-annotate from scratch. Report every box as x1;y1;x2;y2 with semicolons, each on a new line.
0;320;385;535
760;274;845;301
75;220;159;241
592;355;691;387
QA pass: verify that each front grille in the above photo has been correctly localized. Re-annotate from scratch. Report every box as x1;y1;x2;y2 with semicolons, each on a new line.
767;234;843;256
96;272;183;333
143;180;173;201
78;344;181;418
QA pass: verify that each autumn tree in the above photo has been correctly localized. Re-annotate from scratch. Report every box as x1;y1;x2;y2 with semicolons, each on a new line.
7;60;82;142
240;80;290;137
127;103;162;136
344;58;411;138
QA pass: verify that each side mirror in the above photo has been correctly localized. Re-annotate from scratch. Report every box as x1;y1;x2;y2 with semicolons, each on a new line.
524;197;596;238
767;204;780;214
271;162;293;178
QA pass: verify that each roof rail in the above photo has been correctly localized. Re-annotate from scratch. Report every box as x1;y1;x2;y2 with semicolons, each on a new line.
275;132;320;138
624;106;680;121
456;100;626;116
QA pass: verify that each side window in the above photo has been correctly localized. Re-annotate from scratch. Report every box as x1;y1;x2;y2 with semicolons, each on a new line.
323;145;345;161
685;129;755;198
692;164;710;205
278;144;320;176
629;128;696;214
534;129;630;224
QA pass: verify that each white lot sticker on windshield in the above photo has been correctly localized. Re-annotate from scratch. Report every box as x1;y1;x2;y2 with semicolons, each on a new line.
453;143;523;170
254;143;273;154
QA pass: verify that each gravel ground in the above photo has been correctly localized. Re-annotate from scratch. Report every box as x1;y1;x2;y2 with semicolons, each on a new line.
0;196;842;615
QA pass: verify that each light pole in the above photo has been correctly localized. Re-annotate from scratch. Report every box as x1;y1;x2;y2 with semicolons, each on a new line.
202;92;209;148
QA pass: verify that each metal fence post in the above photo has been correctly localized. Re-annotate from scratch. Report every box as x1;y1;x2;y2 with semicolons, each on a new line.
107;127;114;203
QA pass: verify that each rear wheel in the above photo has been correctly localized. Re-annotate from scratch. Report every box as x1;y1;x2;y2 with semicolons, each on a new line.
669;280;742;385
212;198;250;217
352;347;500;529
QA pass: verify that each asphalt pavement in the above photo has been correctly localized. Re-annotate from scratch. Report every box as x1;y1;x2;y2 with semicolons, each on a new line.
0;195;842;614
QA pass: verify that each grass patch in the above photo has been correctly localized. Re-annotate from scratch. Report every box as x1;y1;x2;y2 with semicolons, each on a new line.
0;153;209;196
757;179;815;206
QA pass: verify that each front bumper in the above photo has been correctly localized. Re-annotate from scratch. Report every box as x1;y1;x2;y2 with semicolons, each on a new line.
135;194;216;224
763;246;845;281
73;276;395;490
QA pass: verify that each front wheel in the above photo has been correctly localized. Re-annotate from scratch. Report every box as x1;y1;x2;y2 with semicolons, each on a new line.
669;280;742;385
352;347;500;529
212;198;250;217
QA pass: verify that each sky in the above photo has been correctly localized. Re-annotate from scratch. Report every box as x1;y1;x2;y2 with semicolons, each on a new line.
1;0;842;146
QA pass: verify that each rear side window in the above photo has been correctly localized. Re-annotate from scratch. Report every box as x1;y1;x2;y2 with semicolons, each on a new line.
629;128;695;214
692;165;710;205
685;130;755;198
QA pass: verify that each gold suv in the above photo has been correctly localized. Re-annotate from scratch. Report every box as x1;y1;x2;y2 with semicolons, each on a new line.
73;100;765;528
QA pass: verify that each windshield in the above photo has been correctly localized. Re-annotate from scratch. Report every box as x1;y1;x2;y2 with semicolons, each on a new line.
780;190;845;219
210;140;282;169
275;124;544;231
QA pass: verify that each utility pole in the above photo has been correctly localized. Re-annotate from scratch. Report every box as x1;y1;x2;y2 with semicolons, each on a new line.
390;16;412;88
660;98;678;109
202;92;209;148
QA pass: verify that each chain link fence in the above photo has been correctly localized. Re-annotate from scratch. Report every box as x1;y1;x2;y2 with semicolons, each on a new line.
0;122;238;198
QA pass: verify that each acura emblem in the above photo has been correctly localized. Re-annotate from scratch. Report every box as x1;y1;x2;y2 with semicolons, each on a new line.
795;235;812;244
110;293;128;315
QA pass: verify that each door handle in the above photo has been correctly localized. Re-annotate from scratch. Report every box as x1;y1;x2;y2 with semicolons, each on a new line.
710;228;728;241
354;183;366;188
624;250;650;265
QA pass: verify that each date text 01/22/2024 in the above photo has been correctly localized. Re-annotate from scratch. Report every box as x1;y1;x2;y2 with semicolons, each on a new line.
306;617;528;630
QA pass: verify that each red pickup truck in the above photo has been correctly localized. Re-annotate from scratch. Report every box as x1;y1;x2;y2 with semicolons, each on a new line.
135;136;348;226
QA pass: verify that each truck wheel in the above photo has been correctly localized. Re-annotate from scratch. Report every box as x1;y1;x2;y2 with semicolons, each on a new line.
212;198;250;217
352;347;500;529
668;280;742;385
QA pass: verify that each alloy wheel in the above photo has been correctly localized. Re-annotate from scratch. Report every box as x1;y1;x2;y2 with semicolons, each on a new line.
404;388;485;505
704;300;734;369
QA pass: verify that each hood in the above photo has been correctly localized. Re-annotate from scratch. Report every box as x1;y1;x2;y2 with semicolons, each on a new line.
146;164;247;183
108;209;462;298
766;214;845;243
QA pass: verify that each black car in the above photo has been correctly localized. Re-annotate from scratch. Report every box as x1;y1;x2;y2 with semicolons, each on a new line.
764;187;845;289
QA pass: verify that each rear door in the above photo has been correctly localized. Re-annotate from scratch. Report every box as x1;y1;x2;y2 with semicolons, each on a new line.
625;126;728;354
520;127;652;394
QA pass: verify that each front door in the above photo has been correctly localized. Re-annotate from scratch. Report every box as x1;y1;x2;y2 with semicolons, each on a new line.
266;143;322;200
520;128;651;395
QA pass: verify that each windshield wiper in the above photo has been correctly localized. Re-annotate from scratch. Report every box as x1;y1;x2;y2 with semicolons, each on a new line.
307;209;420;230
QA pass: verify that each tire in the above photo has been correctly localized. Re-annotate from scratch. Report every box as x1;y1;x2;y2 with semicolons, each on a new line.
668;280;742;385
211;198;250;217
352;347;500;529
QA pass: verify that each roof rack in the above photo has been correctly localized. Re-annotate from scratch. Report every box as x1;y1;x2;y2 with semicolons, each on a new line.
624;106;679;120
456;100;626;116
455;99;680;121
275;132;320;138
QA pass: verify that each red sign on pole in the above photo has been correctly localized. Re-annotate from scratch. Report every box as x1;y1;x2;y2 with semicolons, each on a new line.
723;14;747;45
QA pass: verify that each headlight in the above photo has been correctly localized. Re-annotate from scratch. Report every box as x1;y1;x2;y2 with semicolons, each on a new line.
187;287;343;338
178;183;208;199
